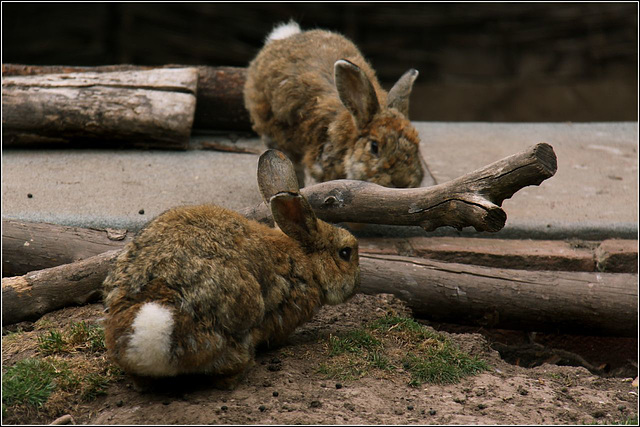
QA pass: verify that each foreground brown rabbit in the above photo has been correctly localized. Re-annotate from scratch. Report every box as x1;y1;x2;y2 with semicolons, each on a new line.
244;21;425;188
102;150;360;388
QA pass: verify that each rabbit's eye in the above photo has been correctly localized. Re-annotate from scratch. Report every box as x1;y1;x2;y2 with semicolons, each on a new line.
370;140;379;156
338;247;352;261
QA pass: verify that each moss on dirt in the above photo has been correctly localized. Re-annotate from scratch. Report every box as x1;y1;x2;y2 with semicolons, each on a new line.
318;315;489;385
2;319;122;423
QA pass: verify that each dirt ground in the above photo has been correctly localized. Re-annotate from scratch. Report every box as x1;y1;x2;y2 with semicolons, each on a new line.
2;293;638;425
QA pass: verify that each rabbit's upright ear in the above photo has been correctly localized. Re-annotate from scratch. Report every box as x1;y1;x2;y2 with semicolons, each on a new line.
258;149;301;203
334;59;380;129
387;68;418;119
270;192;318;247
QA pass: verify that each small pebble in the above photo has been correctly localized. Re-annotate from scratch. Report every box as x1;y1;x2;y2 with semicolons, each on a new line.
259;405;267;412
407;405;414;411
335;383;343;389
272;391;279;397
116;400;123;407
27;193;33;198
138;209;145;215
429;409;437;416
270;357;281;364
162;400;170;406
478;403;487;410
310;400;322;408
221;405;228;411
267;364;281;372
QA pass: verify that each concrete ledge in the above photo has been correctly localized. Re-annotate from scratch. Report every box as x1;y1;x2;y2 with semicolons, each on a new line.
2;122;637;240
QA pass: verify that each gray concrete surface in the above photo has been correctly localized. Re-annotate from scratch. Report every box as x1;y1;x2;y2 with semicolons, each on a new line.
2;122;638;240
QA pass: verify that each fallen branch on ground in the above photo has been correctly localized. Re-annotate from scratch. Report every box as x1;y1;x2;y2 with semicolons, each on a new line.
2;250;120;326
358;253;637;337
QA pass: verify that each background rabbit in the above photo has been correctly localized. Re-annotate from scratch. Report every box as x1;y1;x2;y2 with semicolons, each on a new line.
244;21;428;188
102;150;360;388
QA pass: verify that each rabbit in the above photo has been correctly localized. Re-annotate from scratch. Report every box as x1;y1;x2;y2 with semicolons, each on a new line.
244;20;426;188
102;149;360;389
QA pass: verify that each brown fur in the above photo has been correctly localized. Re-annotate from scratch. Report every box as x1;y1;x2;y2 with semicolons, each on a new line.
103;198;359;384
244;26;424;188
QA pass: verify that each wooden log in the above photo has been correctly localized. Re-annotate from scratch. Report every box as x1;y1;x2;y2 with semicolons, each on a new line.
359;254;638;337
2;67;198;149
1;250;120;326
240;143;557;232
2;220;133;277
2;249;636;337
191;66;251;131
2;63;252;133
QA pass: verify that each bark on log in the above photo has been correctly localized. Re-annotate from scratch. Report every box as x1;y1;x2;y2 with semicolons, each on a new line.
2;63;251;133
2;67;198;149
2;220;133;277
1;250;120;326
2;249;636;337
240;142;557;232
359;253;638;337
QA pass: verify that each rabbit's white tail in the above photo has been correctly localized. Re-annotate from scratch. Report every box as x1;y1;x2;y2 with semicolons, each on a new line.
123;302;177;376
266;20;301;43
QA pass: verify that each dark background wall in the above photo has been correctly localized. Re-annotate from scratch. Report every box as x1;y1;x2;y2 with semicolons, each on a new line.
3;2;637;122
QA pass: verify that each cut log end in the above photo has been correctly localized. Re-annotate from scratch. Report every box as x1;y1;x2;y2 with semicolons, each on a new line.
533;142;558;178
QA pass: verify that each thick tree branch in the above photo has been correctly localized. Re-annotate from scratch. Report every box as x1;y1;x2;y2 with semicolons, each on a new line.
2;250;120;326
240;143;557;232
359;253;637;337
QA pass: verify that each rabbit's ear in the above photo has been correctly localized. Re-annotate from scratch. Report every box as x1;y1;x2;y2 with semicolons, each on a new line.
334;59;380;129
270;192;318;247
387;68;418;119
258;149;300;203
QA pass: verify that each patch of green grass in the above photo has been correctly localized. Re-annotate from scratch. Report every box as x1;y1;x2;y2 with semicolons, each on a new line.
81;373;110;401
36;321;106;355
369;315;442;340
328;329;382;356
317;358;370;381
616;415;639;425
319;315;489;386
594;414;639;425
369;350;395;371
3;320;122;421
68;321;106;352
319;330;389;380
2;358;73;408
37;330;66;355
402;350;488;386
587;414;639;425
